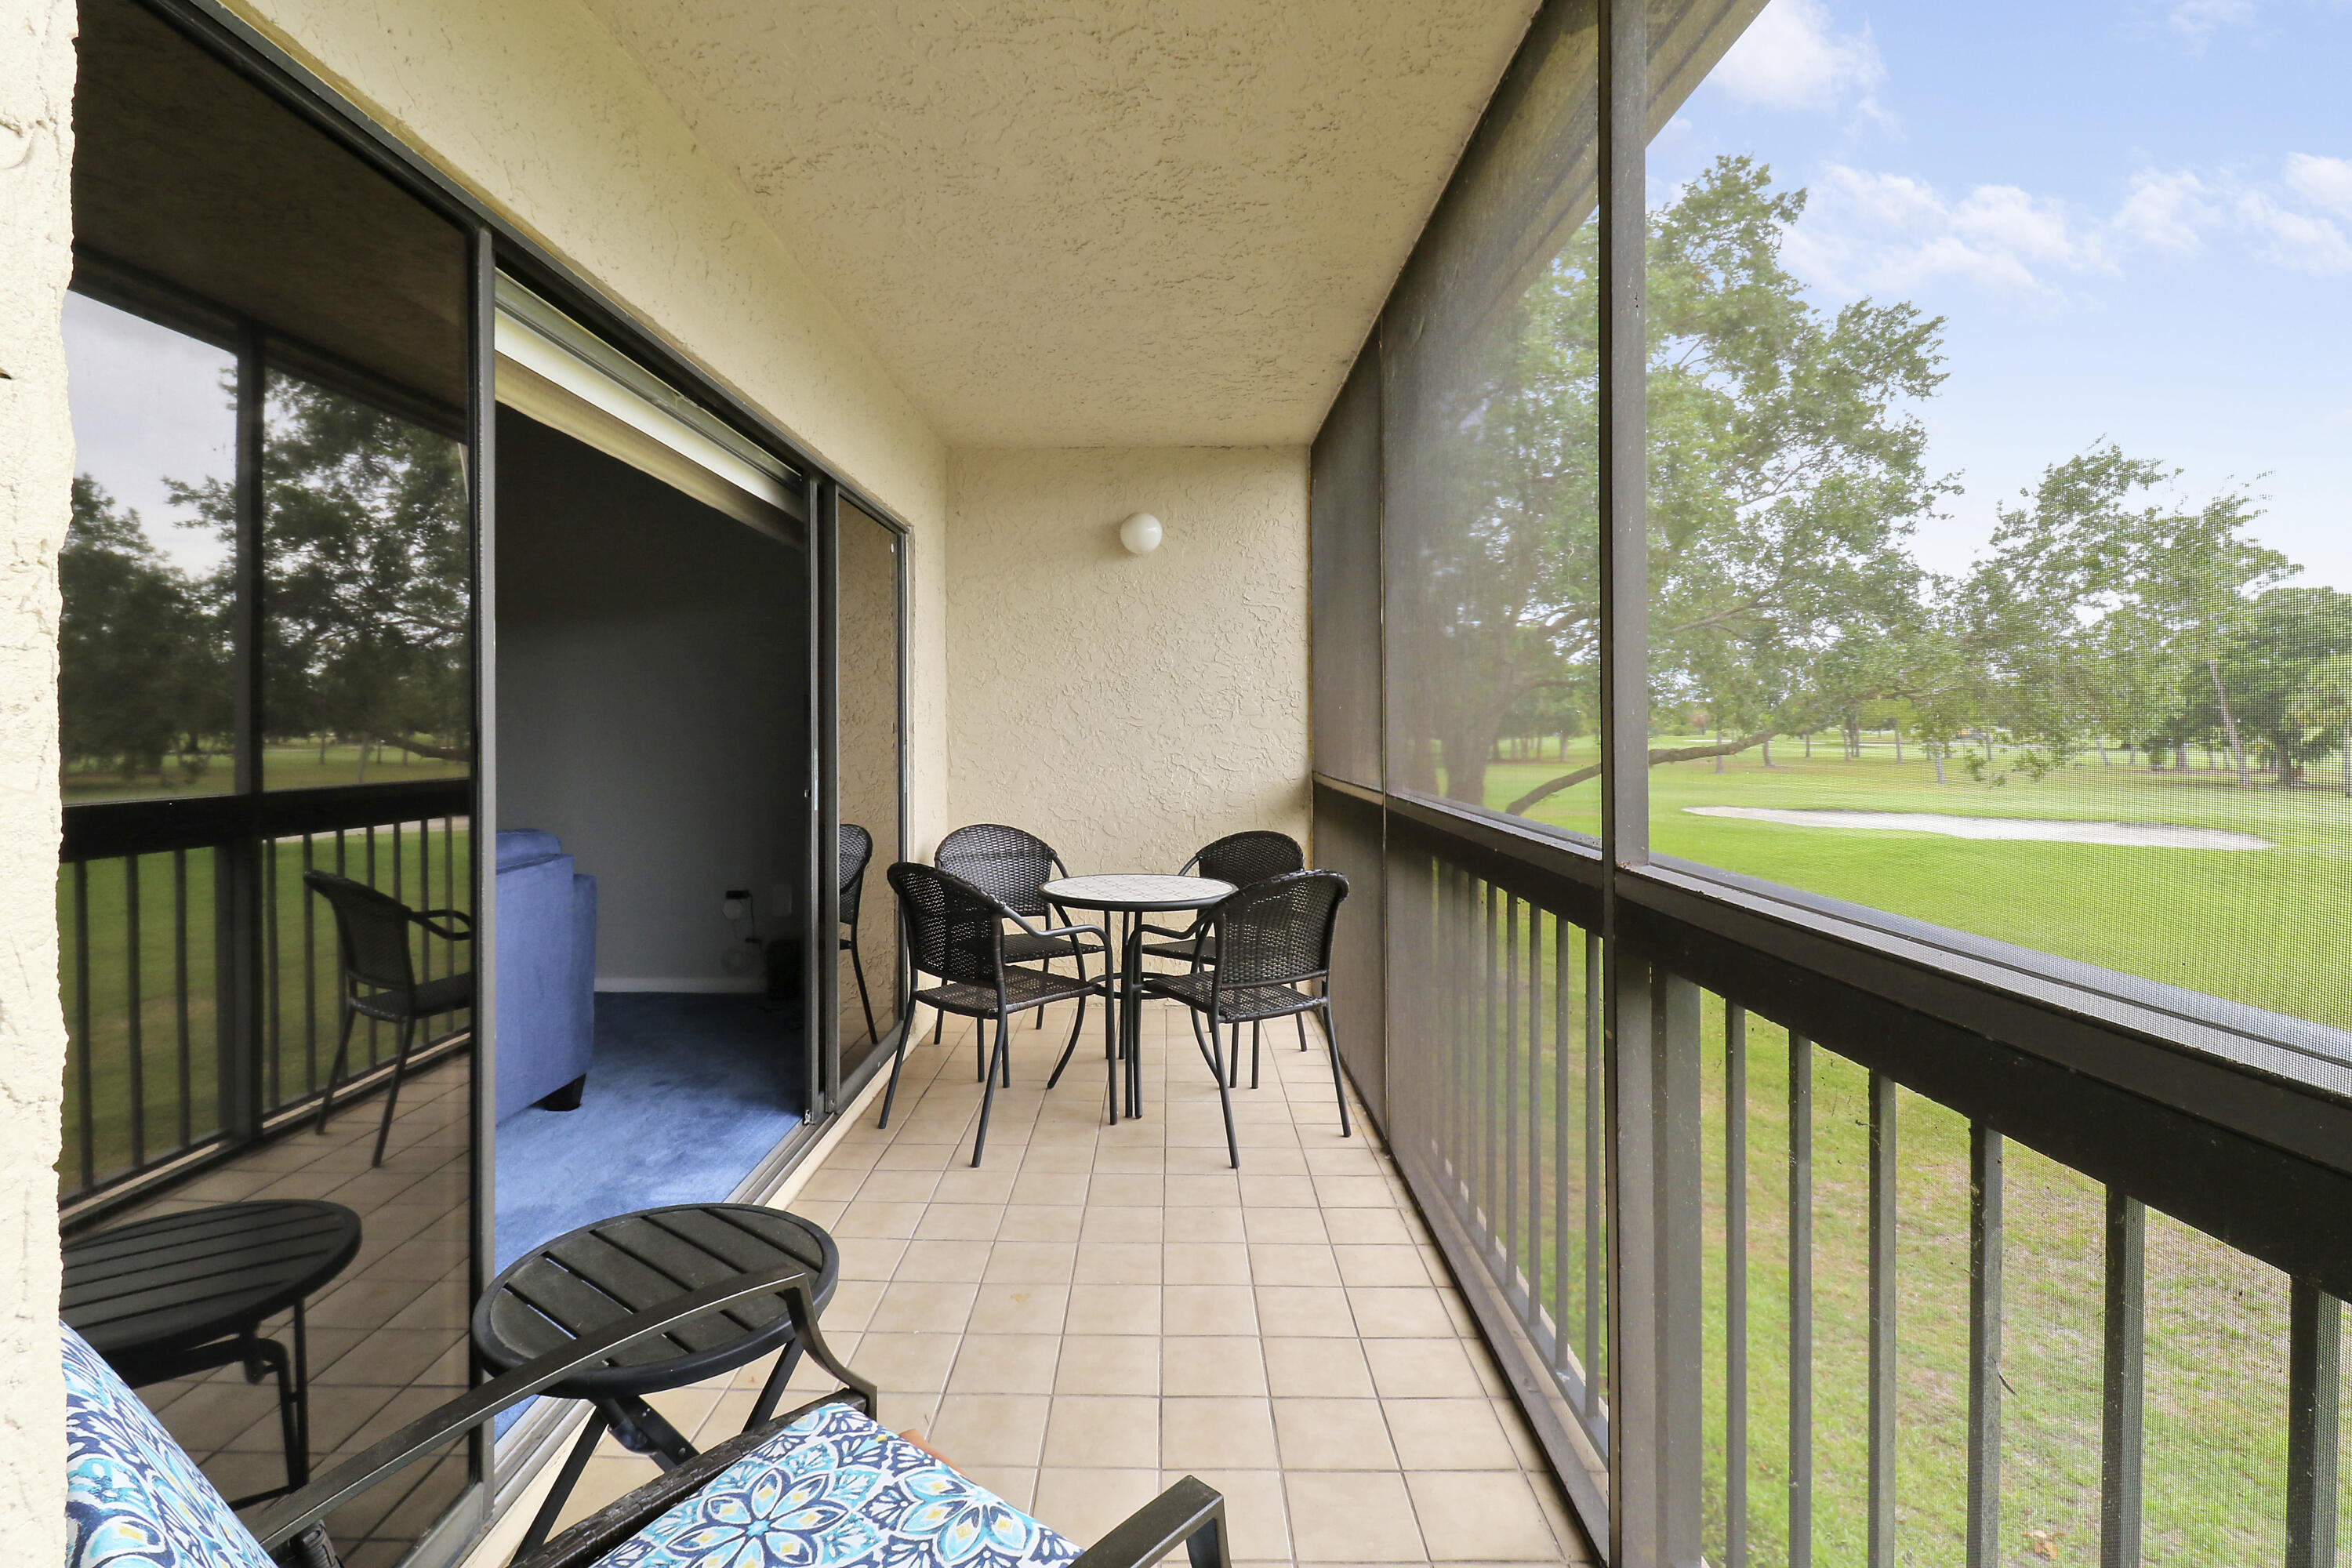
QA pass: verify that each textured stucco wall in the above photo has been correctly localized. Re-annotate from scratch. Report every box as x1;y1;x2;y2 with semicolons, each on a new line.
946;448;1310;874
0;0;73;1554
222;0;955;858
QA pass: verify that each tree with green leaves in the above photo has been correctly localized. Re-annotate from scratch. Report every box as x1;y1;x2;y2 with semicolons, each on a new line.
2292;652;2352;796
58;476;229;786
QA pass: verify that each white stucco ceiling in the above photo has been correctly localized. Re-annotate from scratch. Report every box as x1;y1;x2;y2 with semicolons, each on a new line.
575;1;1537;447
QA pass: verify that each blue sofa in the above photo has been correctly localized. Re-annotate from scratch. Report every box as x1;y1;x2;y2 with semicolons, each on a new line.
494;829;597;1121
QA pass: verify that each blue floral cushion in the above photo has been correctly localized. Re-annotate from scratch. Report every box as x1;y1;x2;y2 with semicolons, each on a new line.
596;1403;1080;1568
62;1323;274;1568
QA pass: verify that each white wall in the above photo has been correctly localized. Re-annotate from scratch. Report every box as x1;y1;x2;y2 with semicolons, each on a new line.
495;411;804;989
0;0;74;1551
946;448;1312;875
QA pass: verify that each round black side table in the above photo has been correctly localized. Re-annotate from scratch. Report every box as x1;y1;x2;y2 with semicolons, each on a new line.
1041;873;1235;1120
474;1203;839;1556
62;1199;363;1505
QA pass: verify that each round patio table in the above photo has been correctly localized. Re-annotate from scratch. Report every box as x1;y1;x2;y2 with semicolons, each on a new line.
1041;873;1234;1120
62;1199;361;1504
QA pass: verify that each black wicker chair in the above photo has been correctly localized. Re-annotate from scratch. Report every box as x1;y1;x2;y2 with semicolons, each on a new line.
1134;830;1305;968
101;1264;1232;1568
882;862;1115;1163
1130;830;1308;1081
304;869;474;1167
840;823;881;1047
935;822;1102;1040
1139;870;1351;1168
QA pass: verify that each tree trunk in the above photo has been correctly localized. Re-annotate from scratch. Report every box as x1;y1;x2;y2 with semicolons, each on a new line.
1715;728;1726;774
1894;731;1904;762
1844;720;1861;760
2096;739;2108;766
1762;736;1774;768
1803;732;1812;758
2176;740;2187;771
1932;742;1946;786
1505;728;1775;816
2207;658;2252;786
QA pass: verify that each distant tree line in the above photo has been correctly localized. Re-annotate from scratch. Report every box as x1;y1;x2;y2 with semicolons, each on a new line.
61;376;469;789
1392;154;2352;811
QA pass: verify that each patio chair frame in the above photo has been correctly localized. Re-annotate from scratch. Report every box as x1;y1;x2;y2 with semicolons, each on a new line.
304;869;475;1167
244;1265;1232;1568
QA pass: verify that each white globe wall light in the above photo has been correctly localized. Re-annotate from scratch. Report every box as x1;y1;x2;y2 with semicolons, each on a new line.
1119;511;1163;555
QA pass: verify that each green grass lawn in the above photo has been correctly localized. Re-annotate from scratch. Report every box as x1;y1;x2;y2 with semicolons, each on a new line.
1406;815;2342;1566
63;741;466;804
60;823;471;1196
1479;737;2352;1032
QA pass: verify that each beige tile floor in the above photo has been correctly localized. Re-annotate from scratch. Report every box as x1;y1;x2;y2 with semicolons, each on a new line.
541;1000;1595;1566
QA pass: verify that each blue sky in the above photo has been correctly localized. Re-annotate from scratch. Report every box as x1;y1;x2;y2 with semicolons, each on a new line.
1650;0;2352;588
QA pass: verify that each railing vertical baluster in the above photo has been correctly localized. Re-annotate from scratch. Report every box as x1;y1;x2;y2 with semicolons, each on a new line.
125;855;145;1168
1484;880;1500;1250
1789;1033;1813;1568
1968;1123;2004;1568
2101;1191;2145;1568
2286;1279;2340;1568
301;835;317;1094
1526;897;1543;1329
263;833;281;1109
1555;909;1572;1379
1868;1070;1896;1568
363;826;379;1066
1504;894;1520;1293
74;859;94;1189
1726;1004;1748;1568
1584;927;1603;1421
173;848;191;1149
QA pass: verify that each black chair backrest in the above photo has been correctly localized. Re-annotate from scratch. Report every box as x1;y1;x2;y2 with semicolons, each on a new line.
1186;830;1305;887
888;862;1009;991
1207;870;1348;992
935;823;1065;917
839;823;874;925
303;869;417;993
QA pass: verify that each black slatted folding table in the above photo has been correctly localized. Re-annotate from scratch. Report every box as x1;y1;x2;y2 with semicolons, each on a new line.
472;1203;839;1556
62;1199;363;1505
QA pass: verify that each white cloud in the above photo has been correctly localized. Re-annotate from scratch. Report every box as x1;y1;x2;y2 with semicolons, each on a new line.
1710;0;1886;117
2114;169;2222;251
2284;153;2352;219
2167;0;2256;45
2237;191;2352;273
1786;166;2106;299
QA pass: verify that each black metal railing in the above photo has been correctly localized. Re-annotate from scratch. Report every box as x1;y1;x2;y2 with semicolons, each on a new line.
1334;779;2352;1566
60;778;471;1205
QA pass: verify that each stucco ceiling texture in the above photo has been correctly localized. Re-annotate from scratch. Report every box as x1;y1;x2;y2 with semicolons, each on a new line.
575;0;1535;447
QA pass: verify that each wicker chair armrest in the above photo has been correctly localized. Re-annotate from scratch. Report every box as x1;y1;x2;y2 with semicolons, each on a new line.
1131;920;1200;942
251;1264;851;1553
1005;909;1108;947
410;908;474;941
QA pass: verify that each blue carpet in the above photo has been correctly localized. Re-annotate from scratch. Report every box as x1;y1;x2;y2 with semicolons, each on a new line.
493;992;804;1437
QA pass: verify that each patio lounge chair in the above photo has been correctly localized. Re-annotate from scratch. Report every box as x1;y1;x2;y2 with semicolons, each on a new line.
64;1265;1232;1568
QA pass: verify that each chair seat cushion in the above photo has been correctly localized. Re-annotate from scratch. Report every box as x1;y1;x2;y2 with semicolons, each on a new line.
596;1402;1078;1568
63;1323;274;1568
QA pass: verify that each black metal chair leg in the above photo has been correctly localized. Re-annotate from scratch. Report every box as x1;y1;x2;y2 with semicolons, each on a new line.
848;931;879;1047
877;1008;916;1127
514;1412;609;1562
371;1016;417;1167
1046;996;1091;1088
1297;1012;1311;1052
1320;1001;1351;1138
1251;1021;1262;1089
971;1016;1011;1166
314;1005;358;1134
1228;1023;1243;1089
1102;982;1118;1123
1207;1012;1241;1170
1185;1007;1218;1076
746;1341;806;1429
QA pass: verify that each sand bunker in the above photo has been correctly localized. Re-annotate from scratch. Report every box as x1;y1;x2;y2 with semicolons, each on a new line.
1685;807;2274;851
